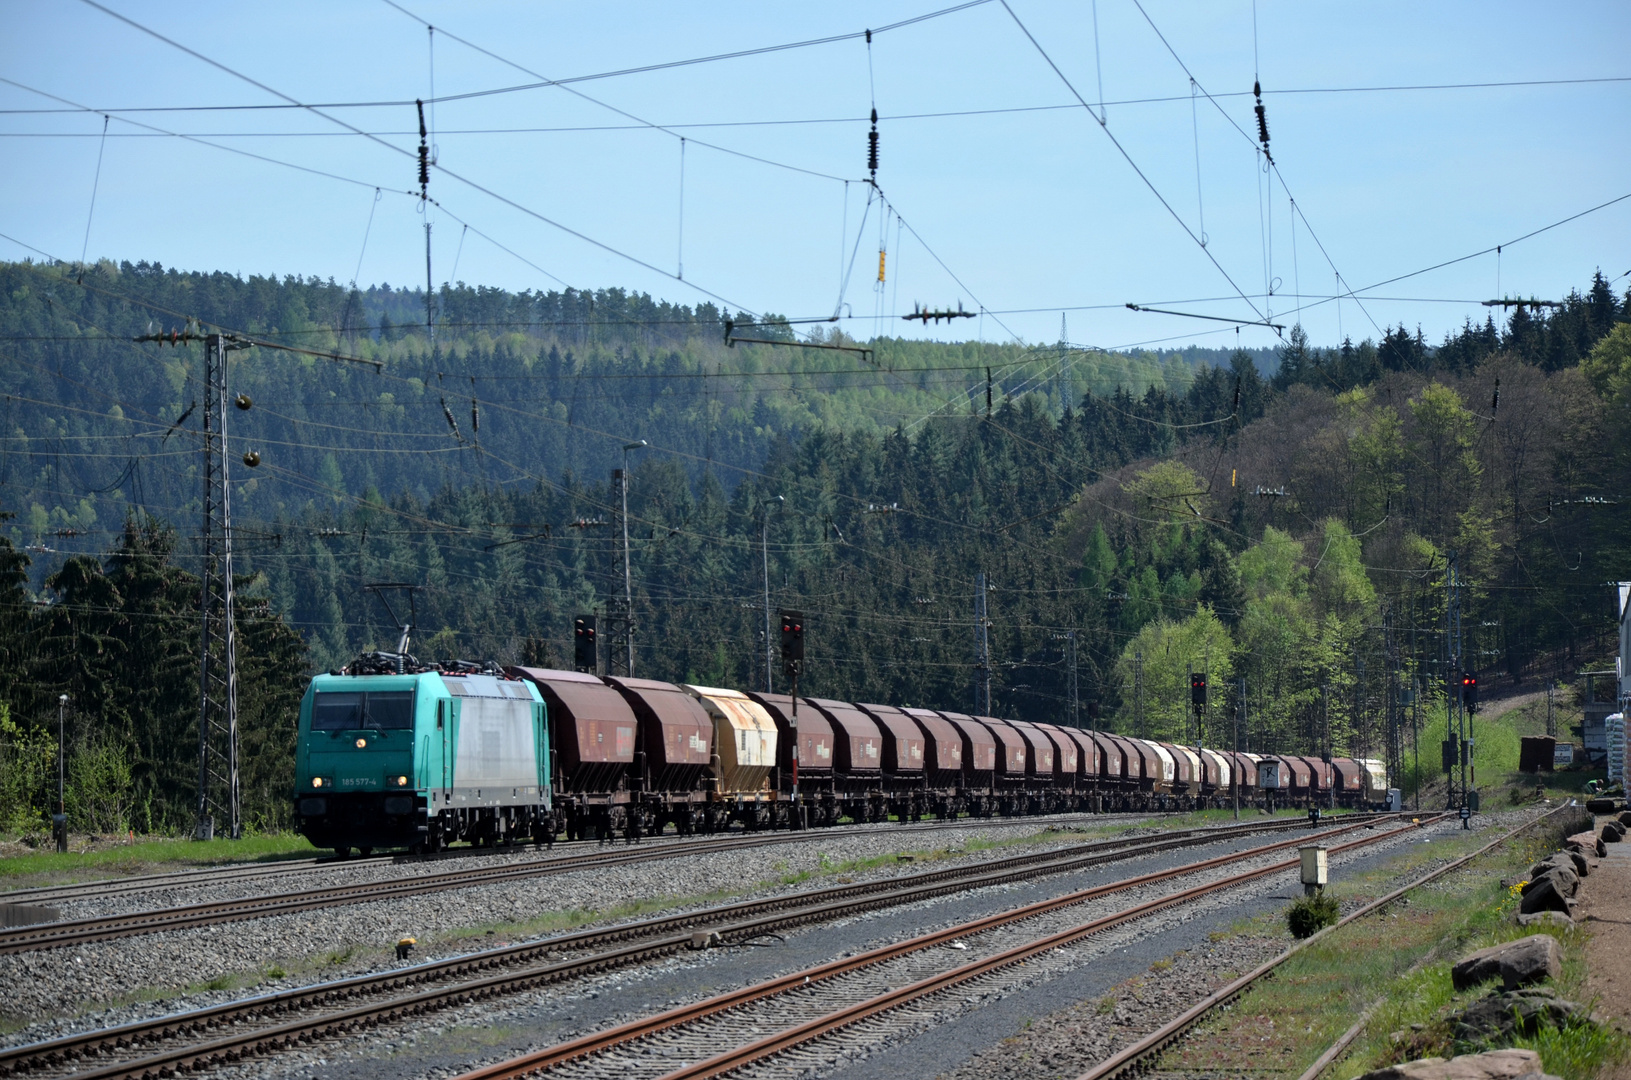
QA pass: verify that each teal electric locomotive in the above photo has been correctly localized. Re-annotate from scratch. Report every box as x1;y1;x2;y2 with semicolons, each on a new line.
292;666;549;856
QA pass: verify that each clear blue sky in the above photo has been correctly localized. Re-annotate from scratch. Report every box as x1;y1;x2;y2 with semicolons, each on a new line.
2;1;1627;352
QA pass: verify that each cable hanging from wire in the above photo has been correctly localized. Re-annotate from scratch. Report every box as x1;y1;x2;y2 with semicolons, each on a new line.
676;137;686;280
78;113;110;270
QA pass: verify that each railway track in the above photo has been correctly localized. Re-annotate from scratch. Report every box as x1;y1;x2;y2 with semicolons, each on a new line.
0;855;385;908
1072;803;1569;1080
0;811;1353;953
0;813;1386;1079
0;809;1165;910
448;814;1441;1080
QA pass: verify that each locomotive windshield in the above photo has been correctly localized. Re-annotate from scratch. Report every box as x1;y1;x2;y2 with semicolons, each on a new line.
311;690;415;731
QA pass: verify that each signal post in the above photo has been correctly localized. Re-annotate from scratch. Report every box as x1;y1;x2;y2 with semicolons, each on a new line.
780;610;805;829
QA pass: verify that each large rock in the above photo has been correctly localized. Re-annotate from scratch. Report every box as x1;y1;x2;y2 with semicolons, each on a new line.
1451;934;1562;990
1519;877;1574;916
1619;810;1631;827
1355;1049;1554;1080
1516;910;1575;929
1584;798;1618;815
1566;831;1607;858
1451;986;1589;1040
1602;821;1625;843
1520;866;1579;898
1529;851;1587;878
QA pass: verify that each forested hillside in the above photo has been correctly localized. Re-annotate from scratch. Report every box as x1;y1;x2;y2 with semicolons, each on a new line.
0;256;1626;832
0;258;1241;545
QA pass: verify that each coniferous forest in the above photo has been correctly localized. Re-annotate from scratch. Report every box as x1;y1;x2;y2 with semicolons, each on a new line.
1;257;1628;831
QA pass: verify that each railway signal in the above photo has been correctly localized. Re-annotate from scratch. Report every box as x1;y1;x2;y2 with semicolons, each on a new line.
573;614;597;673
1460;670;1479;714
779;608;806;827
1190;672;1208;707
780;609;805;673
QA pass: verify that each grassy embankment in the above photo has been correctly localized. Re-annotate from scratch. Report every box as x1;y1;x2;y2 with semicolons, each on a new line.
1157;813;1626;1080
0;833;318;891
1398;691;1605;810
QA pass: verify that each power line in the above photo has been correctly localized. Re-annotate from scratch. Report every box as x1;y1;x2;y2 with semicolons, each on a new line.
6;75;1623;118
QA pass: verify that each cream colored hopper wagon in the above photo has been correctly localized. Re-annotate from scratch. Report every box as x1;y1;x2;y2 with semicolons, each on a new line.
685;684;779;797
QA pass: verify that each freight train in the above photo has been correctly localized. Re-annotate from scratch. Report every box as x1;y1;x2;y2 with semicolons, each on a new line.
291;656;1391;855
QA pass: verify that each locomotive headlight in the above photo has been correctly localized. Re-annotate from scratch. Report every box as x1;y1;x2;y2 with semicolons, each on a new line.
355;738;367;748
312;777;325;788
396;775;409;787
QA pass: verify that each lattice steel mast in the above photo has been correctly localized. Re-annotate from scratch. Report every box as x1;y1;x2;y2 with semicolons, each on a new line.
196;332;246;840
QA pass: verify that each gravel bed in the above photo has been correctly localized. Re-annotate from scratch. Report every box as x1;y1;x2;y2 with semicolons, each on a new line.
931;931;1289;1080
187;812;1454;1080
0;817;1127;1038
850;806;1553;1080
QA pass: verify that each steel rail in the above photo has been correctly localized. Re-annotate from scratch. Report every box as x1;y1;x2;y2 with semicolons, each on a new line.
1071;803;1570;1080
0;855;384;907
0;812;1102;907
452;816;1433;1080
0;811;1180;910
0;816;1382;1079
0;811;1375;954
653;818;1437;1080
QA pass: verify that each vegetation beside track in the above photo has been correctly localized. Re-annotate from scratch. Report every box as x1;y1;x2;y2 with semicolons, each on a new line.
1157;812;1627;1080
0;832;317;889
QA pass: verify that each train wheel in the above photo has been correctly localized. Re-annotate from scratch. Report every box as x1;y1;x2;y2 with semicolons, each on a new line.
357;847;374;858
333;847;352;860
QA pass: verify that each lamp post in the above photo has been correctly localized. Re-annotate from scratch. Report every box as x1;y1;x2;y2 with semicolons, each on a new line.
759;495;783;693
55;694;69;853
620;440;646;674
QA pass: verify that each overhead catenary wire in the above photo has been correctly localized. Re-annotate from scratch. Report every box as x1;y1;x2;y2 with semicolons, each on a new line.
0;76;411;196
12;8;1598;362
44;0;1163;367
72;0;762;320
996;1;1272;334
11;72;1630;137
7;73;1625;118
1123;0;1385;341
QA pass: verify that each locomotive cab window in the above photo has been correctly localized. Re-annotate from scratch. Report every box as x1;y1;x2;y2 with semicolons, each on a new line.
312;692;364;731
366;691;415;729
311;690;415;731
